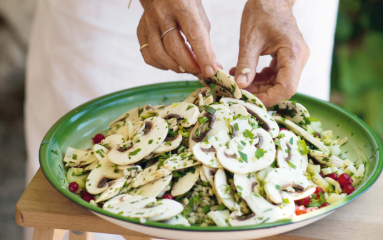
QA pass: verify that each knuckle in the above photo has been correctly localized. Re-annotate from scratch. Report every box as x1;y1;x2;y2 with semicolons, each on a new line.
284;84;296;99
143;55;156;66
164;38;182;56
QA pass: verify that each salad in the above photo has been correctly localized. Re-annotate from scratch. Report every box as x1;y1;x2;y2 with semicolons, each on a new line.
63;69;365;227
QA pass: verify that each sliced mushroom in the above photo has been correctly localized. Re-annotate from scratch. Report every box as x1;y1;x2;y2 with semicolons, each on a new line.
84;161;99;171
200;166;221;204
199;166;208;183
95;177;128;203
216;128;276;174
148;199;184;221
199;68;241;99
157;102;200;128
171;166;200;197
102;134;127;150
229;104;249;116
131;162;172;188
93;144;109;161
273;116;329;153
109;104;154;127
229;211;258;226
220;98;279;138
117;165;142;178
273;101;309;125
109;120;135;139
130;174;172;198
309;150;345;168
152;133;182;154
163;152;200;171
183;87;214;109
239;89;267;112
164;214;190;226
103;194;167;218
264;168;315;205
63;147;97;167
207;210;231;227
276;130;308;173
189;104;231;149
233;173;259;198
86;156;124;194
108;117;168;165
214;168;235;211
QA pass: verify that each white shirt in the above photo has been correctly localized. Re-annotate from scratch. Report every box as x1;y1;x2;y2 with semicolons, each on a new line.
25;0;338;239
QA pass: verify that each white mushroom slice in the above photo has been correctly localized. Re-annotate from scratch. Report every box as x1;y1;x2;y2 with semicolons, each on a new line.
171;166;200;197
148;199;183;221
132;162;172;188
216;128;276;174
201;166;217;188
95;177;128;203
64;147;96;167
276;130;308;173
234;173;259;198
273;116;329;153
117;165;142;177
244;191;295;224
110;120;134;139
230;115;252;138
207;210;230;227
193;142;222;168
152;133;182;154
93;144;109;160
239;89;267;112
130;175;172;198
189;104;231;149
229;211;259;227
199;68;241;99
324;177;342;194
264;168;315;204
84;161;99;171
163;152;200;171
102;134;127;150
199;167;208;183
183;87;214;108
108;117;168;165
164;215;190;226
309;150;345;168
214;168;235;211
103;194;166;218
273;101;310;125
86;156;124;194
109;105;154;127
220;98;279;138
157;102;200;128
229;104;249;116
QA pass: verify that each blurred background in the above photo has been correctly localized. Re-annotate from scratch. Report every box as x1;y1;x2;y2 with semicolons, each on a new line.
0;0;382;239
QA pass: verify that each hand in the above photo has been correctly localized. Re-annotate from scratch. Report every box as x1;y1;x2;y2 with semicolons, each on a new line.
233;0;309;107
137;0;219;77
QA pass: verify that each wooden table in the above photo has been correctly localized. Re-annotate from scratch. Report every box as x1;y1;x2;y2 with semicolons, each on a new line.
15;169;383;240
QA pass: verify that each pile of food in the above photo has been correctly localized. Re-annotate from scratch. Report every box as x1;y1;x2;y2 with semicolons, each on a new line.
63;69;365;227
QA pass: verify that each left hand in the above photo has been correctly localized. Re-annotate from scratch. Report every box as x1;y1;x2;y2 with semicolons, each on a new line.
232;0;310;107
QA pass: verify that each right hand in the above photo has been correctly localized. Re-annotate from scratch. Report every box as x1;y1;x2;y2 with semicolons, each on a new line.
137;0;219;78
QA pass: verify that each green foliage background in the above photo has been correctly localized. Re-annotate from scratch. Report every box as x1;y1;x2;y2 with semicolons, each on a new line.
331;0;383;140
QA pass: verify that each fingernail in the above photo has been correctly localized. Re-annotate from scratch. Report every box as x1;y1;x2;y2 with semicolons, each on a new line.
236;74;247;84
204;65;215;77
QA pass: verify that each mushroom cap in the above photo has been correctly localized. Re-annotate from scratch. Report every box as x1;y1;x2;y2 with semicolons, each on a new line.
157;102;200;128
130;174;172;198
233;173;259;198
109;105;154;128
152;133;182;154
189;104;231;149
148;199;184;221
228;211;259;226
274;101;309;125
64;147;97;167
264;168;315;204
164;214;190;226
86;156;125;194
216;128;276;174
102;134;127;149
207;210;230;227
239;89;267;112
273;116;329;153
229;104;249;116
95;176;128;203
220;98;279;138
131;162;172;188
199;68;241;99
183;87;214;107
214;168;235;211
103;194;167;218
109;120;135;139
84;161;99;171
93;144;109;161
309;150;345;168
108;117;168;165
276;130;308;173
163;152;200;171
171;166;200;196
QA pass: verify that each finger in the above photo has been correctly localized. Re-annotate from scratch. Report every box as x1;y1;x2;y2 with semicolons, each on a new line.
254;48;302;106
229;67;236;76
137;18;167;70
174;3;217;77
235;11;264;89
143;14;181;73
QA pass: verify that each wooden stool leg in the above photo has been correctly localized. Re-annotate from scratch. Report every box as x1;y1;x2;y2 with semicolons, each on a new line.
33;228;67;240
122;236;152;240
69;231;95;240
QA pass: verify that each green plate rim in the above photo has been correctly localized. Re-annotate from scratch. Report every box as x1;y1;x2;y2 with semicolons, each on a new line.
39;81;383;232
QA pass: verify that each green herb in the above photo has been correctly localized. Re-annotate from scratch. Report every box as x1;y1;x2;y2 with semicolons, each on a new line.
288;161;297;169
217;204;227;210
72;154;78;160
148;139;153;144
138;107;144;116
202;205;211;213
255;148;267;159
205;106;216;115
186;105;194;111
238;150;248;163
234;123;239;131
283;198;290;204
198;116;209;126
243;130;254;139
289;137;294;145
129;148;141;156
275;185;281;190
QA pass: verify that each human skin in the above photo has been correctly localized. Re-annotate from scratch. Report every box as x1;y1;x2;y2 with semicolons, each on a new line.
137;0;309;107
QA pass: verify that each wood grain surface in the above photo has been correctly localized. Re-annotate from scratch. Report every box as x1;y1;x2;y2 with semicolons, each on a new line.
15;169;383;240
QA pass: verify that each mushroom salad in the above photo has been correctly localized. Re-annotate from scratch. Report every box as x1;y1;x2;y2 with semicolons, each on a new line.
64;68;365;227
